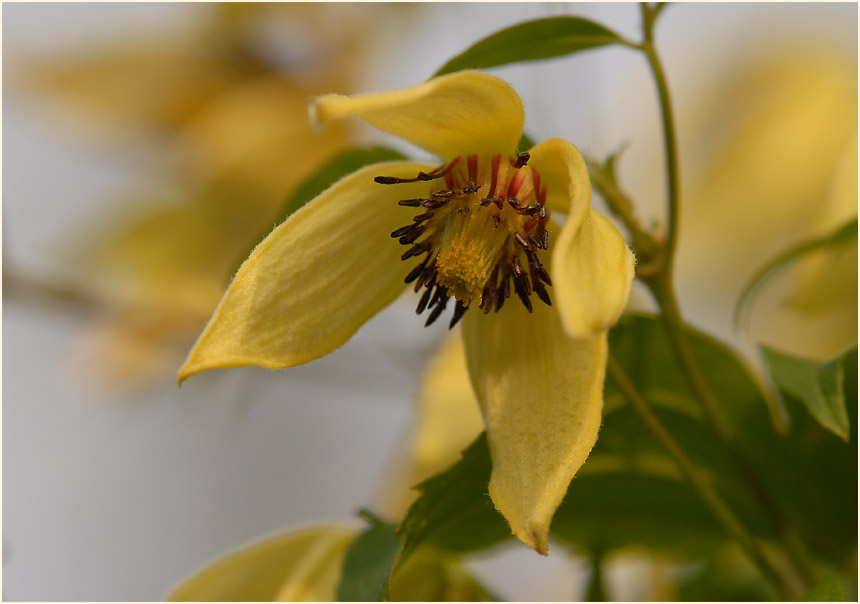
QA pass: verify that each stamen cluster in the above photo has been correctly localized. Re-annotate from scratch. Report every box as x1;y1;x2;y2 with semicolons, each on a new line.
376;152;552;329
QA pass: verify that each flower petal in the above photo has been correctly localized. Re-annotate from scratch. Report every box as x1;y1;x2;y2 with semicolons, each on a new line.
178;161;435;382
528;138;591;229
552;208;635;338
310;71;523;160
462;301;607;555
167;526;356;602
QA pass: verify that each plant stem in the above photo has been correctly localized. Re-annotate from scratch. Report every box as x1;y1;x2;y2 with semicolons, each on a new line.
640;3;680;276
606;353;798;600
632;1;817;590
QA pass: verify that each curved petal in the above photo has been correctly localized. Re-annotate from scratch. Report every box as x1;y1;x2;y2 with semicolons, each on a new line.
178;161;435;382
528;138;591;229
462;301;607;555
552;208;635;338
310;71;523;160
167;526;356;601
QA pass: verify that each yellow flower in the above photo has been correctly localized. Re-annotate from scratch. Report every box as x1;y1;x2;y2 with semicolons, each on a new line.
167;525;491;601
178;71;635;554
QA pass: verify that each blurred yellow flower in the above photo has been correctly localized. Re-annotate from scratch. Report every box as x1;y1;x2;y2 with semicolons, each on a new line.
672;47;858;360
178;71;635;553
14;4;373;389
167;525;491;602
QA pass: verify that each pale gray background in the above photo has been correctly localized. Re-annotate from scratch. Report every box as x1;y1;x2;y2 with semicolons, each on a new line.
4;3;856;601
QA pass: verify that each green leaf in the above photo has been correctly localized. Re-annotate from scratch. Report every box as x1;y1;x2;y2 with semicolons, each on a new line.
607;313;858;566
434;17;629;77
336;510;401;602
395;433;510;568
734;217;858;330
552;471;733;556
517;132;536;152
232;146;407;274
761;346;852;441
802;574;847;601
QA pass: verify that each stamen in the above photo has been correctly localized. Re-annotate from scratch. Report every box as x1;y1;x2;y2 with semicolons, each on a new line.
381;156;552;326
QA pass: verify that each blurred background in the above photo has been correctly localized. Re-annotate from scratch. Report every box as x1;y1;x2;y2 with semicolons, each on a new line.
4;3;856;601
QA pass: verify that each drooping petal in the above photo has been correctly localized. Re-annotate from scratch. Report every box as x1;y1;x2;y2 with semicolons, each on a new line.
462;300;607;555
552;208;635;338
528;138;591;231
530;138;634;337
177;161;435;382
167;526;356;601
310;71;524;160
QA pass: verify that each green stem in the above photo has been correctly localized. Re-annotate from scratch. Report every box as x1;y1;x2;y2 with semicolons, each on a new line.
640;3;680;275
633;2;817;590
606;354;798;600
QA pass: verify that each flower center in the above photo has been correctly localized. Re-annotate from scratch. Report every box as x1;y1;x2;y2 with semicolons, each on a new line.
376;152;552;328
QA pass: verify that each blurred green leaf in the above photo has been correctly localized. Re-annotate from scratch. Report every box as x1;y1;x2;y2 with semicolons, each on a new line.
761;346;852;441
337;511;400;602
734;218;858;330
518;132;536;152
802;574;846;601
233;146;407;274
607;314;858;566
395;433;510;568
434;17;628;76
552;472;731;556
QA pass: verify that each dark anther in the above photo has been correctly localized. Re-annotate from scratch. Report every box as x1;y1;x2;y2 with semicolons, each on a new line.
515;232;530;250
416;286;434;314
463;181;481;195
501;277;511;299
538;230;550;250
517;270;532;296
413;211;434;223
492;215;502;228
399;225;424;245
511;255;523;277
457;207;470;215
481;286;495;314
398;198;425;207
404;263;426;284
494;284;506;312
534;279;552;306
375;176;403;185
481;196;500;207
425;293;450;327
522;203;543;216
538;205;548;220
507;197;520;208
421;198;449;209
514;277;533;312
401;241;430;260
391;223;418;238
531;259;552;286
449;300;469;329
529;235;541;249
514;152;530;169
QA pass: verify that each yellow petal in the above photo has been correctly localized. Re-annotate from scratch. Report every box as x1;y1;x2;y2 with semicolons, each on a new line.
178;161;435;381
552;209;636;338
462;301;608;555
166;526;356;602
528;138;591;229
310;71;523;159
530;139;634;337
380;333;484;518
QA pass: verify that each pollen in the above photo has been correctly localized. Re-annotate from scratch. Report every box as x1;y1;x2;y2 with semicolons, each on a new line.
377;152;552;329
